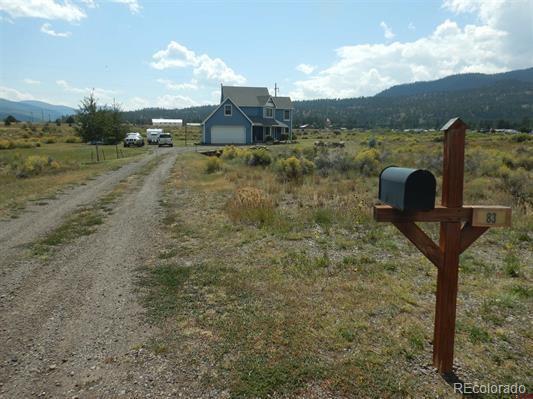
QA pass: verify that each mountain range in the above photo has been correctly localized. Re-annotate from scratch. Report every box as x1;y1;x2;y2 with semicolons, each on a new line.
0;99;76;122
122;67;533;130
375;67;533;97
2;67;532;130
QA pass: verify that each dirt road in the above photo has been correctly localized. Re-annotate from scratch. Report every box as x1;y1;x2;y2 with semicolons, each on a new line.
0;147;211;398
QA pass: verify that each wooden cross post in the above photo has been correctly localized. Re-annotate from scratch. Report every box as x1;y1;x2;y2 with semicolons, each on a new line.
373;117;511;374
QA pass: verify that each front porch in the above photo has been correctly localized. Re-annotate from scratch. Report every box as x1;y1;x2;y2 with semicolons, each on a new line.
250;117;289;143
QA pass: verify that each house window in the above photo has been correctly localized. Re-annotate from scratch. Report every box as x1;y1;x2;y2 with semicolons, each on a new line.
224;104;232;116
264;107;273;118
284;110;290;120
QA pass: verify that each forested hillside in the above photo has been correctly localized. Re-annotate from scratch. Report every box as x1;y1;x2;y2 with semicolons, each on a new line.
376;67;533;97
121;69;533;130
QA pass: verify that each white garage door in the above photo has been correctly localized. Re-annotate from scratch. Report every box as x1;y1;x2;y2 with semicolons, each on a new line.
211;125;246;144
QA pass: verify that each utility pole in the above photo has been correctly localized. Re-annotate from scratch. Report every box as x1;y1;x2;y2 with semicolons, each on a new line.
274;83;279;97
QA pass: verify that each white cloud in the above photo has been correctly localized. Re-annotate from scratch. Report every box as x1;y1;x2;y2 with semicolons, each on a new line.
0;0;86;22
156;78;198;91
380;21;395;40
408;22;416;31
24;78;41;85
122;96;150;111
41;22;70;37
56;80;117;103
80;0;97;8
111;0;141;14
290;0;532;100
296;64;316;75
154;94;200;109
150;41;246;84
0;86;35;101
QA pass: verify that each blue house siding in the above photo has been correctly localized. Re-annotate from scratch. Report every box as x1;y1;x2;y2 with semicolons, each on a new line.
275;109;293;136
240;106;262;117
203;99;253;144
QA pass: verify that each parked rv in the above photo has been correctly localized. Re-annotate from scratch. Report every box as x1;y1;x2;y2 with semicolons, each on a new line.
146;128;163;144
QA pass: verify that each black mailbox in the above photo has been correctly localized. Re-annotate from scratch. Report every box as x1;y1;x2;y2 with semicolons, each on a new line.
378;167;436;211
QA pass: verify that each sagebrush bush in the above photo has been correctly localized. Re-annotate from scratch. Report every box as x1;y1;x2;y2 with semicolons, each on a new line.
354;148;380;176
221;145;271;166
0;139;37;150
0;139;14;150
498;166;532;207
221;145;239;160
245;148;271;166
205;156;223;174
11;154;62;178
314;149;356;176
275;156;314;182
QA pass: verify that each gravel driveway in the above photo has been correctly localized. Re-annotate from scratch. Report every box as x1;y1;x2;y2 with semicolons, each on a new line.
0;147;212;398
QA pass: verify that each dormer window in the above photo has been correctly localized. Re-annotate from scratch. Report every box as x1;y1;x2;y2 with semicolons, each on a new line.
264;107;273;118
284;110;290;120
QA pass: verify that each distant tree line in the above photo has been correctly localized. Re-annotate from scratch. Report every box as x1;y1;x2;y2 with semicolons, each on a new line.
121;81;533;132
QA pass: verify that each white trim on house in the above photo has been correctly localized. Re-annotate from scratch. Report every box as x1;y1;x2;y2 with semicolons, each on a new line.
283;109;290;121
202;97;254;126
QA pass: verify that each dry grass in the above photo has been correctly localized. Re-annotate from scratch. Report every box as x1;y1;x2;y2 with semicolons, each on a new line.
145;132;532;398
0;142;147;216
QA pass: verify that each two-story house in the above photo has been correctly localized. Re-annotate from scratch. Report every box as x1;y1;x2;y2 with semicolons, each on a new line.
202;85;293;144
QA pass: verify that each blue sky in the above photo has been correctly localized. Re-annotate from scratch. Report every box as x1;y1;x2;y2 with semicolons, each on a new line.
0;0;532;110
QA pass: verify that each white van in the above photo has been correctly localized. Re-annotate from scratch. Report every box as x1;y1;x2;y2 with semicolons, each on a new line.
146;128;163;144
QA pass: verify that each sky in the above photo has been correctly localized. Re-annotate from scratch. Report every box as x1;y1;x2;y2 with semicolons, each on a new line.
0;0;532;111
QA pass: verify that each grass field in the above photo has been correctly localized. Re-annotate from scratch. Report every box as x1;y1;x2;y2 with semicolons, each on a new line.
0;124;148;216
145;130;532;398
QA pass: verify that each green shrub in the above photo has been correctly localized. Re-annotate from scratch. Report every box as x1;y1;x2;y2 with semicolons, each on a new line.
245;148;272;166
221;145;239;160
275;156;314;182
354;148;380;176
499;166;532;206
314;149;356;176
65;136;82;143
11;155;61;178
0;139;14;150
511;133;531;143
221;146;271;166
205;156;223;174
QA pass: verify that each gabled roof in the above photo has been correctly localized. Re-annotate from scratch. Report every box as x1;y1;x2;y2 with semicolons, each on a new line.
272;96;293;109
221;86;270;107
202;97;253;125
221;86;293;109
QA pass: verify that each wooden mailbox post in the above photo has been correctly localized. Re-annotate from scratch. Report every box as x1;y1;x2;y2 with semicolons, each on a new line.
373;117;511;374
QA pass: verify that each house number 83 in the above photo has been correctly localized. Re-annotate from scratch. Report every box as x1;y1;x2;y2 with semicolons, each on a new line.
486;212;497;224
